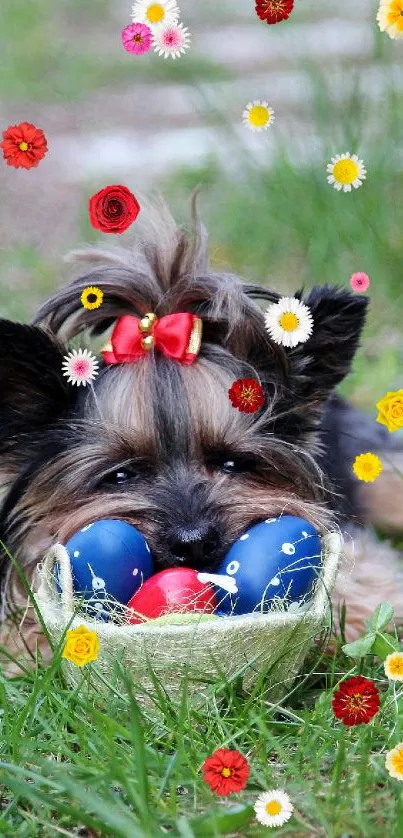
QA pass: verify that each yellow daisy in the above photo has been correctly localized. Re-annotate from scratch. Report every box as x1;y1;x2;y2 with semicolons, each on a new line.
377;0;403;39
326;152;367;192
352;452;383;483
384;652;403;681
81;286;104;310
242;100;275;132
386;742;403;781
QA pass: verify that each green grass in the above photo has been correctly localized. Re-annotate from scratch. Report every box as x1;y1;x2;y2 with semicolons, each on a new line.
0;600;402;837
0;247;57;322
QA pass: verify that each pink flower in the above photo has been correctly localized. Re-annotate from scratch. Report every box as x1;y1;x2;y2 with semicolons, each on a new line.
121;22;152;55
62;349;99;387
153;22;191;58
350;272;370;293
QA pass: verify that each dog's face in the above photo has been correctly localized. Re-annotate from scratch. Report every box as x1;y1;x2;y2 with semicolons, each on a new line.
0;205;368;612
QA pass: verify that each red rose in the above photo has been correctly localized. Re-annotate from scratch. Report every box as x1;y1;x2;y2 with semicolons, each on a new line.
89;185;140;234
1;121;48;169
228;378;265;413
202;748;250;796
255;0;295;25
332;676;380;727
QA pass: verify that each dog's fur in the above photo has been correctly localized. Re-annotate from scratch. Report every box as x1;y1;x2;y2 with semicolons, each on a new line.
0;199;402;666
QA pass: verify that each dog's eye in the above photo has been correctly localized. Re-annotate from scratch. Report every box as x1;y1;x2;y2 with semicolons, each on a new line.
222;460;237;473
212;457;257;474
115;470;132;484
103;468;135;486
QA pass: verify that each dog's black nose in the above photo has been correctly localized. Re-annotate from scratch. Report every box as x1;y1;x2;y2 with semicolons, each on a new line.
167;524;219;567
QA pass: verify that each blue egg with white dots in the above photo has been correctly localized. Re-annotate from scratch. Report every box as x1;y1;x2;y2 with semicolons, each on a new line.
212;516;322;616
59;519;153;620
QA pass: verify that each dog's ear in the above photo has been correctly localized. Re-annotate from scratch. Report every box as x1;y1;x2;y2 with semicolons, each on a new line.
287;286;369;402
244;285;369;442
0;320;72;448
273;286;368;442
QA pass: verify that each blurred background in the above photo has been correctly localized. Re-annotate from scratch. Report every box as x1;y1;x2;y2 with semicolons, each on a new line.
0;0;402;411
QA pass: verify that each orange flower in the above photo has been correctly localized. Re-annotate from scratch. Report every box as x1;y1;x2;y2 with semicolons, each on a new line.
1;122;48;169
376;390;403;432
62;624;100;667
202;748;250;796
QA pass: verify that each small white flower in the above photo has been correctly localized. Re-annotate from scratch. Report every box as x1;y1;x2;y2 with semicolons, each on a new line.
385;742;403;781
131;0;179;28
254;789;294;828
152;21;190;59
377;0;403;40
384;651;403;681
326;152;367;193
264;297;313;348
62;349;99;387
242;100;275;132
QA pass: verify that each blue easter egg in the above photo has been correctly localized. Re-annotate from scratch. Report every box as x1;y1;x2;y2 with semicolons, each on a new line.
59;519;153;620
212;516;322;616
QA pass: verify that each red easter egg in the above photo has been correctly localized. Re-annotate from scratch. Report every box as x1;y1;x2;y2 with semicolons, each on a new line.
126;568;217;624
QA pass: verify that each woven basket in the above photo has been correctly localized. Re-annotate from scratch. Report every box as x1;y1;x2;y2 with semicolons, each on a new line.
35;531;343;709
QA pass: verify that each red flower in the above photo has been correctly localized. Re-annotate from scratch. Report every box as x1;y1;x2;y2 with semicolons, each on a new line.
202;748;250;796
228;378;265;413
89;185;140;234
1;122;48;169
332;676;380;727
255;0;295;24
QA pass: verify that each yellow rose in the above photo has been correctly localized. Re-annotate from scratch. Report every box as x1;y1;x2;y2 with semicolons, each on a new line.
376;390;403;432
62;624;100;667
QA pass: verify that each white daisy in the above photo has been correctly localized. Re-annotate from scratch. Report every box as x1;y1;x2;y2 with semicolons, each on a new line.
326;152;367;193
242;100;275;132
264;297;313;348
254;789;294;828
377;1;403;40
62;349;99;387
384;651;403;681
131;0;179;28
152;22;190;59
385;742;403;781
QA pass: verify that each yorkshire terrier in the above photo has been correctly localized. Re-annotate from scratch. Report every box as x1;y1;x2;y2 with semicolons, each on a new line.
0;198;402;667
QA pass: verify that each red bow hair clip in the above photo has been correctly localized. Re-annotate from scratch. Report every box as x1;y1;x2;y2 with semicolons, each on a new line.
101;312;203;366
